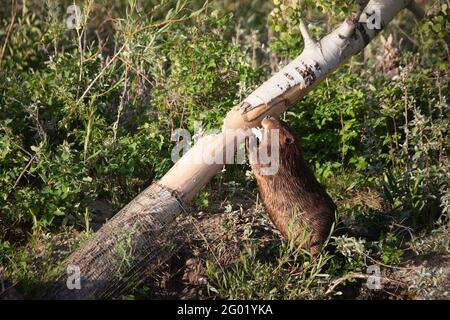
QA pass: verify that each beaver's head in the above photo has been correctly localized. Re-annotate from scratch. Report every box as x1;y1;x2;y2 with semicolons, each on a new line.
260;116;296;147
249;115;303;170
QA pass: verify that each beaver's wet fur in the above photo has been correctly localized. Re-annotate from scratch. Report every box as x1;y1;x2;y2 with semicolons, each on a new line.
250;116;336;254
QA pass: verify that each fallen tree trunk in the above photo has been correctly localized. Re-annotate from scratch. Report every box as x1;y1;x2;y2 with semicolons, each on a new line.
48;0;424;299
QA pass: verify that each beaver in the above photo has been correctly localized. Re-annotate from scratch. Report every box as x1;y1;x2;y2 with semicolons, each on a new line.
249;116;336;254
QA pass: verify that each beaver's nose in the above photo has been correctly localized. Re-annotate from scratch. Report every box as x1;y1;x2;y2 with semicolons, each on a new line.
261;115;273;128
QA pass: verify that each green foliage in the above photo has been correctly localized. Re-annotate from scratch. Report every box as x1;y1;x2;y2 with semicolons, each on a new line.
0;0;260;234
285;71;369;171
153;13;261;130
420;3;450;46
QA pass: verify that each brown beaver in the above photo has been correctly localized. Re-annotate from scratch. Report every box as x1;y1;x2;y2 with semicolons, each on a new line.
249;116;336;254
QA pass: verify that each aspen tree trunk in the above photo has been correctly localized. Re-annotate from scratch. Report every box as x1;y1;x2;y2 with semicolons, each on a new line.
48;0;424;299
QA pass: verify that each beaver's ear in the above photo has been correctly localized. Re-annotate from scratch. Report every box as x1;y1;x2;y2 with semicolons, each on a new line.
282;129;295;145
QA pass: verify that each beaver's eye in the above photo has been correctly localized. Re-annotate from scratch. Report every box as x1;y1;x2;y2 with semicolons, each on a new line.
284;137;294;144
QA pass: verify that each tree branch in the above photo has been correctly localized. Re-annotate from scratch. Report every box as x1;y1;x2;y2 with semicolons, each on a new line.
299;19;315;49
